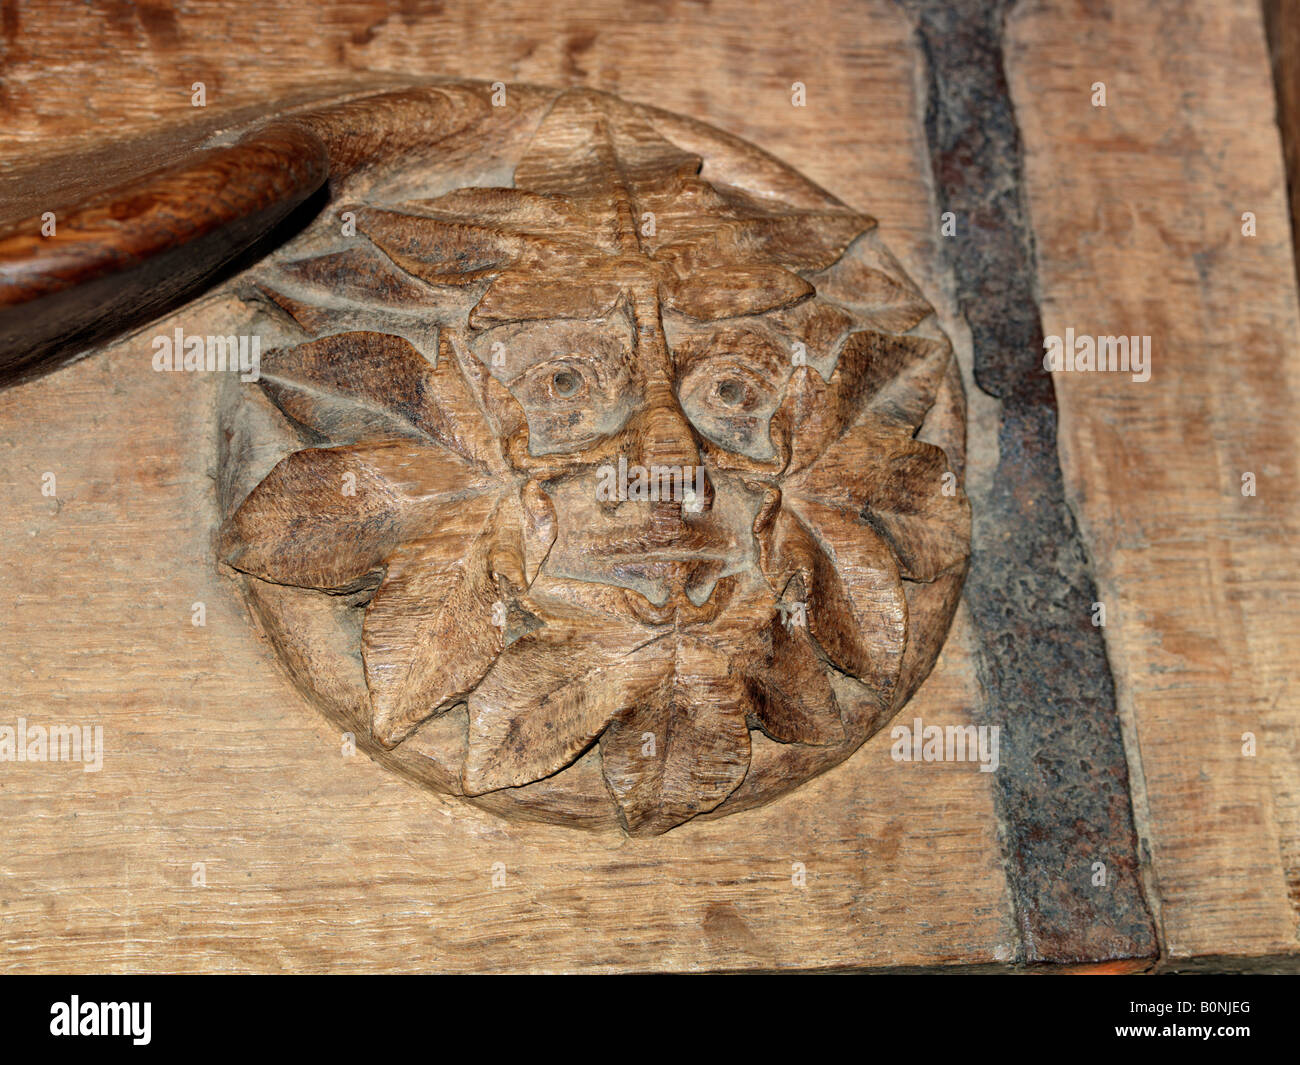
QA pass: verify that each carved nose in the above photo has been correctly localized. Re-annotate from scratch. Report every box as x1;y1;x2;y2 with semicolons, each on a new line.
637;387;698;468
632;387;714;520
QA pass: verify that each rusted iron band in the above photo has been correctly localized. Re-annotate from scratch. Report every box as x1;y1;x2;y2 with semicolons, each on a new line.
899;0;1158;963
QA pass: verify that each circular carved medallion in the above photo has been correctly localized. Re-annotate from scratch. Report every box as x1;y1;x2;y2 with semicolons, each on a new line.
218;82;970;835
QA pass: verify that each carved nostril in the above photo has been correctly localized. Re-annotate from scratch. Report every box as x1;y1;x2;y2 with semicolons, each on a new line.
680;465;714;517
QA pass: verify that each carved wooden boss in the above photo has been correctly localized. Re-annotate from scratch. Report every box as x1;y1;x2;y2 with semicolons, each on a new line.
1;82;970;835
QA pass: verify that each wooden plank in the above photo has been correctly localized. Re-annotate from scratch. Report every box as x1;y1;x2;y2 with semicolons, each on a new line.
0;0;1020;973
1007;0;1300;964
0;0;1296;970
0;299;1013;972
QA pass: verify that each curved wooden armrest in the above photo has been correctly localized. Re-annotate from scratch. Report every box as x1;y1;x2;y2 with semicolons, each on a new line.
0;119;329;384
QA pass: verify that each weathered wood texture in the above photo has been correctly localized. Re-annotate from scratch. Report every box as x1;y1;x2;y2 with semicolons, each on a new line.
0;0;1295;971
1265;0;1300;292
1008;0;1300;964
0;0;1014;974
0;312;1008;972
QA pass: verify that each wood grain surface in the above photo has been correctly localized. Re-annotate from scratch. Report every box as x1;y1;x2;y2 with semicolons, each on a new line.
1009;0;1300;966
0;297;1009;972
0;0;1296;972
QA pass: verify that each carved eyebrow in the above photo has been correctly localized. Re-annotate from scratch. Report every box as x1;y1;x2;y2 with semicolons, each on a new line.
469;314;636;383
668;321;793;383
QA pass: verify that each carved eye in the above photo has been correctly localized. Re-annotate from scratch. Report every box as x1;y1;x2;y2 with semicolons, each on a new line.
516;356;592;407
678;357;781;460
696;364;768;415
551;367;583;399
505;354;631;453
467;314;636;453
715;377;746;407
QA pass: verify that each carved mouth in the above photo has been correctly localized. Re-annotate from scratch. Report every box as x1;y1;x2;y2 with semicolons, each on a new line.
553;550;731;611
618;570;735;625
610;555;727;597
602;549;727;564
550;520;741;607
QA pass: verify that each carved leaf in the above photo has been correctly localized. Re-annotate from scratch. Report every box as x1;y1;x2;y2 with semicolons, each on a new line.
677;575;843;747
260;331;502;469
477;479;558;590
761;503;905;694
354;206;532;285
854;332;953;431
409;187;596;244
599;634;753;836
655;210;869;278
468;265;624;326
330;91;875;328
664;265;812;320
775;330;953;475
462;616;659;795
770;299;856;366
785;418;971;581
273;244;437;310
742;610;844;745
832;264;932;334
517;479;557;585
221;442;483;590
363;491;513;747
810;234;934;334
511;92;702;212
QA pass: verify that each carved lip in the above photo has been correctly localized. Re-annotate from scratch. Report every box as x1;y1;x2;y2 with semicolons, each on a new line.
602;549;729;563
618;573;735;626
575;554;731;603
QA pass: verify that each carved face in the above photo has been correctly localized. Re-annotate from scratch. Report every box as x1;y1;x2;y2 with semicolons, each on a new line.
221;87;970;835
